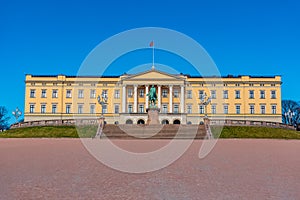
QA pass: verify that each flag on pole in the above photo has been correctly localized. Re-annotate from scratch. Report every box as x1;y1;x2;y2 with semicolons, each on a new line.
150;41;154;47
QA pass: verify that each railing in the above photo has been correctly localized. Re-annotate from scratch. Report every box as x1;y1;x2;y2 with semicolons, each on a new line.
10;118;296;130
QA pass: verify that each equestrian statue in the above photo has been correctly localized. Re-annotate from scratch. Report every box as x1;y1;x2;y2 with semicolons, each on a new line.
147;85;157;107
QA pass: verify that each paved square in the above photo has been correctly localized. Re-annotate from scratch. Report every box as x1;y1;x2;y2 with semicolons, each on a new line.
0;139;299;199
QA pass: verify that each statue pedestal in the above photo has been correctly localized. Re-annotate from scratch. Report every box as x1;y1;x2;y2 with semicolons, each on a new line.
146;107;160;125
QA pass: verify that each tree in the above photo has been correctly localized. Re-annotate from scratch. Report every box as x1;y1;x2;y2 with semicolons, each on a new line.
282;100;300;125
0;106;10;131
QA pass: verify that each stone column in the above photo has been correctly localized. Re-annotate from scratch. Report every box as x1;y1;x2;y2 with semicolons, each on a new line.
180;85;185;113
158;85;161;108
145;85;149;109
134;85;138;113
122;85;126;113
169;85;173;113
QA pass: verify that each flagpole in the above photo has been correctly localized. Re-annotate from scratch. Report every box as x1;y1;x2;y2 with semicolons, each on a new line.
152;42;154;69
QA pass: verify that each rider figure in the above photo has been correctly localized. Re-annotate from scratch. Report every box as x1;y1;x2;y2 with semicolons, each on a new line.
147;85;157;107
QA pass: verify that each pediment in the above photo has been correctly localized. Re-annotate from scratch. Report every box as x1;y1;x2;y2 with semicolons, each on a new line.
122;69;184;81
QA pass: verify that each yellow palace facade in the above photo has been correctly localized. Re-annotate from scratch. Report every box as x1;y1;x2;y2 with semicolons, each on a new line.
24;69;282;124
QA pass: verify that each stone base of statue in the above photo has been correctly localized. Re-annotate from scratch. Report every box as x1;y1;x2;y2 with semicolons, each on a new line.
146;107;160;125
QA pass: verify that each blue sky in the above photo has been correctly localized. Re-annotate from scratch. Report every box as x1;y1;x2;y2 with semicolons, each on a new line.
1;0;300;123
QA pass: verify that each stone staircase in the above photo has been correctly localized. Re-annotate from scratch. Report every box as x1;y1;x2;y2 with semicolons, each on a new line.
101;124;207;139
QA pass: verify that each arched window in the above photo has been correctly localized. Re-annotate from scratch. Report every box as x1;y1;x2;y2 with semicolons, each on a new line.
126;119;133;124
137;119;145;124
173;119;181;124
161;119;169;124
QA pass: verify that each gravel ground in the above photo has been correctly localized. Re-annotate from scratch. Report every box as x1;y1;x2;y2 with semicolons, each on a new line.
0;138;299;200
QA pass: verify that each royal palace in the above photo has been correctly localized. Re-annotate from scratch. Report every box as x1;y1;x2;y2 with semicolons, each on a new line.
24;69;282;124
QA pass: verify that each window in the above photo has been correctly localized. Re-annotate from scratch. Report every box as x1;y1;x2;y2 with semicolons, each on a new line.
52;104;57;114
249;83;254;87
211;90;216;99
78;104;83;114
235;90;240;99
78;90;84;98
52;90;58;98
30;89;36;98
271;90;276;99
223;90;228;99
90;104;95;114
41;89;47;98
199;105;204;114
260;90;265;99
30;104;35;113
260;84;264;87
249;90;254;99
250;105;255;114
211;105;216;114
187;90;192;99
128;104;133;113
261;105;266;114
174;90;179;98
223;105;228;114
139;89;144;97
41;104;46;113
66;104;71;114
114;104;119;114
162;89;168;98
66;90;72;98
102;104;107;113
199;90;204;99
272;105;277;114
162;104;168;113
139;104;144;113
236;105;241;114
114;90;120;99
128;88;133;98
271;84;276;87
187;104;192;114
174;104;179;113
90;90;96;99
236;83;240;87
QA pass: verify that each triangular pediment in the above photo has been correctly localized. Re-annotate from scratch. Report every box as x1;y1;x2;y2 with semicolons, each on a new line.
122;69;185;81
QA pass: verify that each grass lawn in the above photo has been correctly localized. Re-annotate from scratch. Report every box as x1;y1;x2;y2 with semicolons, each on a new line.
1;125;299;139
0;126;98;138
212;126;300;139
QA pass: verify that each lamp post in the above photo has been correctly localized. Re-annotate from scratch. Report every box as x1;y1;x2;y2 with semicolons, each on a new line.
200;92;213;139
200;92;212;118
97;91;108;117
12;107;22;123
285;109;295;125
93;91;108;139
